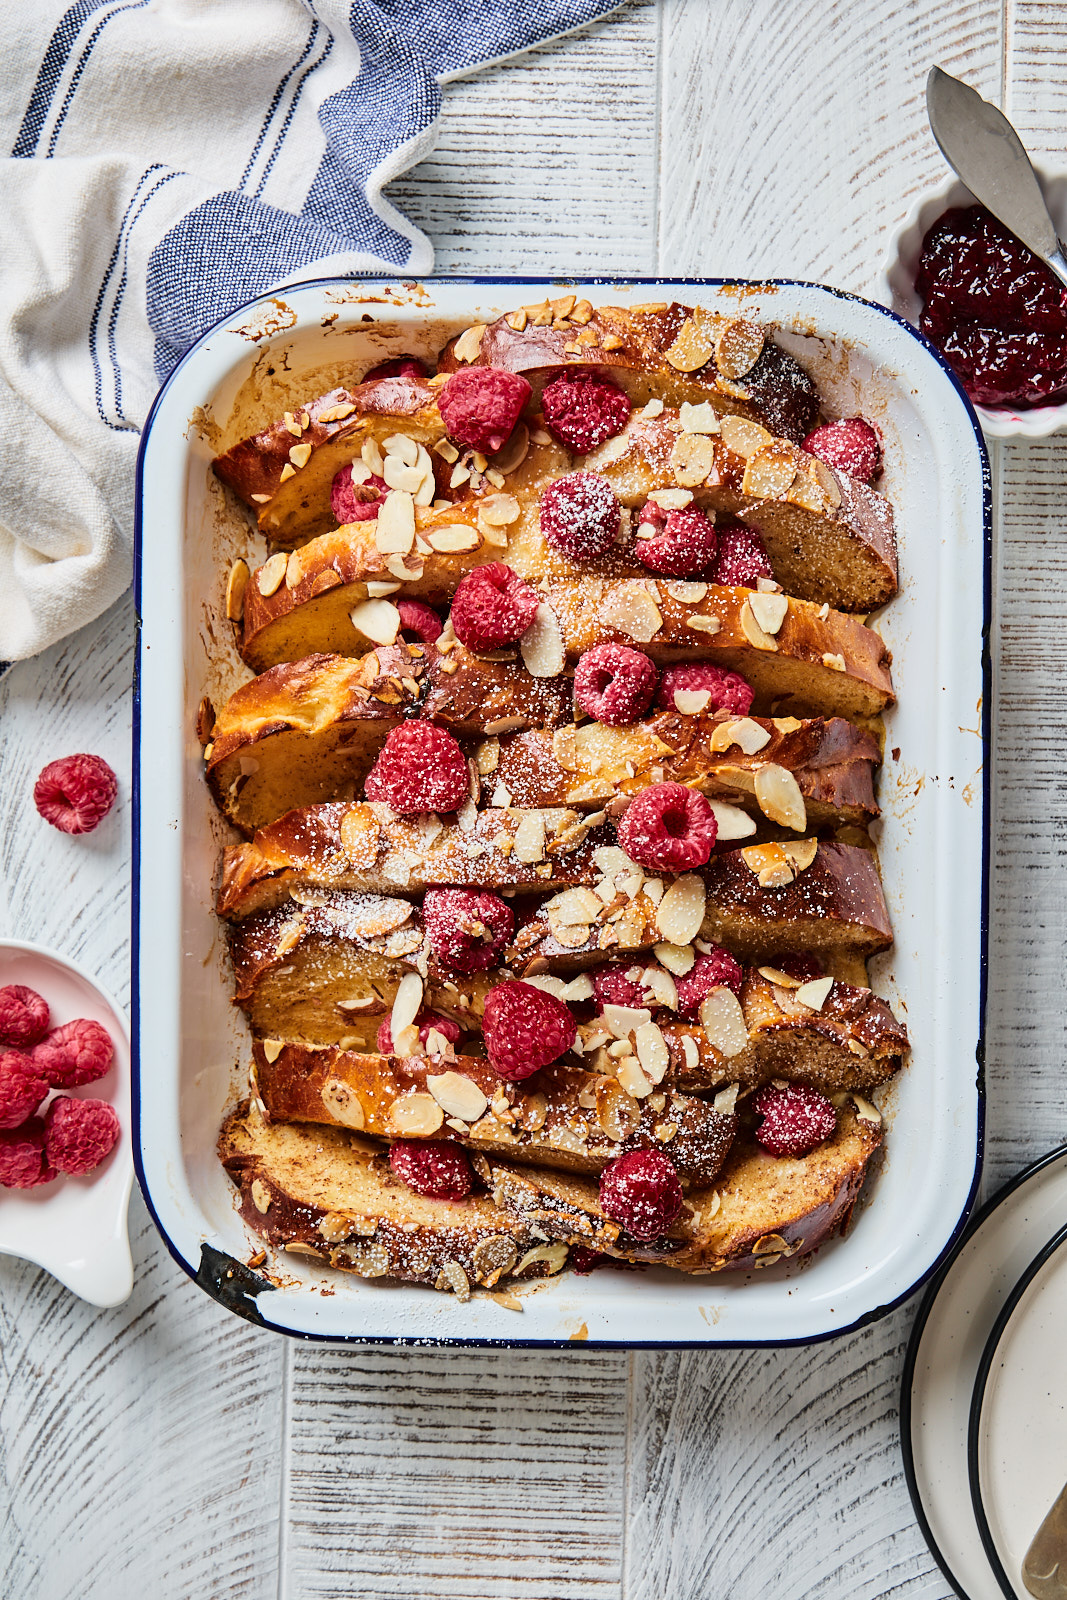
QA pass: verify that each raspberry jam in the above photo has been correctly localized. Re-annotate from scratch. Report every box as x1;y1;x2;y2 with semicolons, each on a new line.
916;204;1067;408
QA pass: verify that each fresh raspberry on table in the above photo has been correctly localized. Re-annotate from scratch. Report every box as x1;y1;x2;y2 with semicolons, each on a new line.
0;984;50;1049
802;417;883;483
573;643;657;726
539;471;621;561
43;1096;121;1176
540;370;632;452
712;523;773;588
360;356;427;383
364;723;470;814
330;463;388;524
449;563;541;650
438;367;532;454
376;1010;463;1055
753;1081;837;1158
592;965;653;1011
32;1018;114;1088
423;889;514;974
655;662;754;718
0;1120;55;1189
34;754;117;836
397;600;443;644
615;782;718;871
674;948;744;1016
777;952;825;983
634;504;718;577
0;1050;48;1128
599;1149;683;1241
482;980;576;1081
389;1139;472;1201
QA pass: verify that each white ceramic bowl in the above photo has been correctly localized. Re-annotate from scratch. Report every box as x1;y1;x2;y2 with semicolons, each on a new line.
877;167;1067;439
0;941;133;1306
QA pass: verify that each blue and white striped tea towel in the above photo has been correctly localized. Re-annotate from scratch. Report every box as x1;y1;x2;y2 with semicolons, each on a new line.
0;0;621;663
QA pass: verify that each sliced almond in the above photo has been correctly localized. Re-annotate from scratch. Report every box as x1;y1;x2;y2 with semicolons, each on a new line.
435;1260;471;1301
678;400;721;434
740;599;778;652
366;580;401;598
643;965;678;1010
635;1020;669;1084
795;975;834;1011
665;580;707;603
710;717;771;755
350;599;401;646
382;458;424;495
719;416;772;459
475;738;500;776
709;800;757;839
687;615;721;635
754;764;807;832
471;1235;519;1286
562;974;595;1003
598;582;662;644
261;1039;283;1064
602;1003;652;1039
851;1093;882;1124
640;397;665;418
782;837;819;872
670;432;716;487
654;941;696;976
681;1035;700;1072
373;490;416;553
479;493;521;527
340;804;381;867
512;810;547;864
257;552;288;597
822;652;847;673
743;441;799;500
382;433;418;467
700;988;748;1057
520;604;565;678
647;488;694;510
617;1058;654;1099
545;886;603;926
813;459;842;507
664;317;714;372
385;554;423;581
226;559;250;620
361;439;385;475
596;1076;642;1140
389;971;423;1041
427;524;481;553
747;591;789;636
715;318;764;380
426;1072;489;1122
288;441;312;470
453;324;486;363
655;874;706;945
740;840;795;889
387;1092;444;1137
673;688;711;714
515;1242;568;1277
321;1077;366;1130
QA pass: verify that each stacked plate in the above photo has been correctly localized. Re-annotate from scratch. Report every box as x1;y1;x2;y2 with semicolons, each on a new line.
904;1147;1067;1598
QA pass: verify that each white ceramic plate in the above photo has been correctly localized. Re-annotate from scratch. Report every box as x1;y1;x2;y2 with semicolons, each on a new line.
902;1148;1067;1600
134;277;987;1345
0;941;133;1306
970;1220;1067;1599
877;167;1067;440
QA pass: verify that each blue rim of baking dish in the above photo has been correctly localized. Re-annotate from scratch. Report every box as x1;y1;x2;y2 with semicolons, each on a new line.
132;274;991;1347
900;1144;1067;1600
967;1215;1067;1598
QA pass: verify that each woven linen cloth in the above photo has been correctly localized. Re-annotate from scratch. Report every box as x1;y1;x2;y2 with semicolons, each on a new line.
0;0;621;663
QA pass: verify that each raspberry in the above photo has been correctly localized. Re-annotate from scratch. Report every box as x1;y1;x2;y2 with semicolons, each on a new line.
364;723;470;814
449;563;541;651
570;1247;609;1274
0;985;50;1048
360;356;427;383
539;471;620;561
397;600;443;644
541;370;632;452
675;948;744;1016
0;1120;54;1189
330;463;388;524
778;952;825;983
376;1010;463;1055
389;1139;472;1201
655;663;754;718
32;1018;114;1088
43;1096;120;1176
423;889;514;974
599;1149;683;1241
592;965;653;1010
802;417;883;483
713;523;773;588
634;504;718;577
482;980;576;1081
34;754;117;835
438;368;532;454
573;643;657;726
616;782;718;871
0;1050;48;1128
753;1082;837;1158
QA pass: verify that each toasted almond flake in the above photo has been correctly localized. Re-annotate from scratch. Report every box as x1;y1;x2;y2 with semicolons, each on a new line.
740;599;778;652
339;804;381;867
712;718;770;757
356;438;382;475
515;1242;568;1277
713;1082;740;1115
740;840;795;889
680;400;722;434
600;333;623;351
715;317;764;380
813;458;842;506
851;1093;882;1123
593;845;634;876
655;875;706;945
822;652;847;672
570;300;593;325
283;440;310;471
381;432;417;467
388;1091;445;1138
478;492;521;527
648;487;694;510
671;432;716;487
427;524;481;553
250;492;271;505
226;559;250;620
602;1003;652;1041
434;440;460;467
505;308;528;332
523;974;569;999
782;838;819;872
383;457;424;494
761;966;802;990
562;974;595;1003
664;317;715;372
389;971;423;1038
520;603;565;678
747;591;789;636
635;1021;670;1084
719;415;772;459
640;397;665;418
598;582;662;644
449;463;471;489
261;1039;284;1064
673;688;712;715
795;976;834;1011
278;463;296;483
319;1075;366;1130
363;581;401;601
350;599;401;646
433;1260;470;1300
282;411;300;437
616;1058;652;1098
282;551;304;592
687;614;721;635
453;324;486;363
321;402;356;423
513;810;547;863
680;1035;700;1072
256;552;288;597
643;965;679;1010
754;764;807;831
546;886;603;926
654;941;696;975
374;489;416;553
700;988;749;1057
664;581;708;604
743;441;799;500
426;1072;489;1122
474;738;500;776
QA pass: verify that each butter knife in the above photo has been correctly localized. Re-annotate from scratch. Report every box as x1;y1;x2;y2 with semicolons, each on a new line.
926;65;1067;290
1023;1480;1067;1598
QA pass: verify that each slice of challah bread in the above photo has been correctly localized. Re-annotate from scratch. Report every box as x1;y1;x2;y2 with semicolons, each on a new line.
490;1097;883;1273
436;297;820;444
248;1044;738;1186
219;1101;568;1293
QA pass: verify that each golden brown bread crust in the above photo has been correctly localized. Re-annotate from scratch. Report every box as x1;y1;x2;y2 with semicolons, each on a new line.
249;1044;738;1186
489;1099;883;1273
206;644;571;836
219;1102;566;1290
436;298;820;444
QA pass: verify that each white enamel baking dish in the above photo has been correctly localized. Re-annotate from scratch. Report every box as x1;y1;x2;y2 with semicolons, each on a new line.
134;278;988;1346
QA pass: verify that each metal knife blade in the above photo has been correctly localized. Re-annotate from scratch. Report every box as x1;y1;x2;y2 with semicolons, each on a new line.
926;66;1067;285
